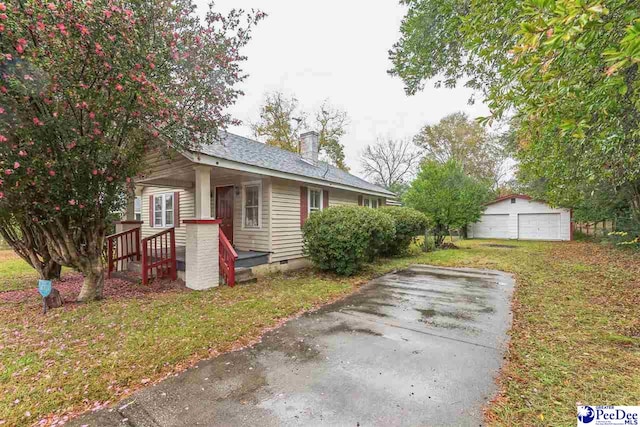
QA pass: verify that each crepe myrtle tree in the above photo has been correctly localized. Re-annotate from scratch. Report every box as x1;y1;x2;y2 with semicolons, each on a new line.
0;0;264;301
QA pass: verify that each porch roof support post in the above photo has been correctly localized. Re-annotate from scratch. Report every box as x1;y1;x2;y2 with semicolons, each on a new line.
125;196;135;221
186;166;218;290
194;165;212;219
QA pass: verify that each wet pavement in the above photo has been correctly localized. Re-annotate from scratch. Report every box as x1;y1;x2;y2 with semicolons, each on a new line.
69;265;514;427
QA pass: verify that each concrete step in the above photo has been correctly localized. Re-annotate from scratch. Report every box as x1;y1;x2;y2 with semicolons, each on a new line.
234;267;257;284
126;260;256;286
127;260;142;274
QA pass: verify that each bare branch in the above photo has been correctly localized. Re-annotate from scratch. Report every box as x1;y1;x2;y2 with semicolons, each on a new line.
360;137;421;191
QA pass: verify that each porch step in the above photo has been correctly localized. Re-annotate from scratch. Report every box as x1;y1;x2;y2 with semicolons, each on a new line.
235;251;270;269
127;260;142;274
234;267;257;284
128;260;255;285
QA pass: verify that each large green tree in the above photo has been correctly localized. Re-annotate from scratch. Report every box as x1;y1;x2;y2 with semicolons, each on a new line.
404;160;492;247
0;0;263;301
414;112;508;187
390;0;640;229
251;92;350;170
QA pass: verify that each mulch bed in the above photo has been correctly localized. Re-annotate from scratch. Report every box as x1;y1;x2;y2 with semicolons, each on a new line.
0;272;187;305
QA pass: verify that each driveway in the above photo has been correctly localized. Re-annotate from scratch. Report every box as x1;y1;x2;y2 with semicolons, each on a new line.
70;265;514;427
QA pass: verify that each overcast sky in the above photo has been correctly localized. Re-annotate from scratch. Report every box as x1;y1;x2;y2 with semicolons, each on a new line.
200;0;490;175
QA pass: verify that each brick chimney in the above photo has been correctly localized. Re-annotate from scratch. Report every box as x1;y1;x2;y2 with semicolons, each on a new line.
300;131;319;165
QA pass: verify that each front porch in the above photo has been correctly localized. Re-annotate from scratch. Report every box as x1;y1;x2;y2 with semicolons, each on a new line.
112;158;275;290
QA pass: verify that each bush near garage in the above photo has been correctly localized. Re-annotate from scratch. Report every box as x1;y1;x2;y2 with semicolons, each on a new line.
379;207;430;256
302;206;395;276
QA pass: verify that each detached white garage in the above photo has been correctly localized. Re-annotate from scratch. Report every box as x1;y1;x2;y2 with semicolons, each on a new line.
468;195;572;241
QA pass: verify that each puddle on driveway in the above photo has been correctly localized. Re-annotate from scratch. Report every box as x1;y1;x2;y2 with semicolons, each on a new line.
337;266;505;337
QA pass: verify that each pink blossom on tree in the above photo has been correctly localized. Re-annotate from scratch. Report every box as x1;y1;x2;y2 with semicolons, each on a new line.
0;0;264;301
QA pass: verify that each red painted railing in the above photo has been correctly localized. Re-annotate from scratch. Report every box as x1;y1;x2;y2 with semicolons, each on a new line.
219;229;238;287
106;228;141;278
141;228;177;285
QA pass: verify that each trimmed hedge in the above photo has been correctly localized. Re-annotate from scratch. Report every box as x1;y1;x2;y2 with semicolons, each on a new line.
379;207;430;256
302;206;395;276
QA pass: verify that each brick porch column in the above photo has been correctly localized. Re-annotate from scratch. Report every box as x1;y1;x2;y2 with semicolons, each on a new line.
183;219;220;290
183;165;218;290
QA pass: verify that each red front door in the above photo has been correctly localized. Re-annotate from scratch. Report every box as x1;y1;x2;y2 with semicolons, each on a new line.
216;186;234;244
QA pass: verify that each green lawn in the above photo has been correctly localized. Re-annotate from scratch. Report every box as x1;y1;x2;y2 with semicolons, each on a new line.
0;240;638;426
0;250;40;292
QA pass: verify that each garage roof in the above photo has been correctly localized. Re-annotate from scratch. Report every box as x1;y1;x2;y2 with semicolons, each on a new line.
486;194;532;205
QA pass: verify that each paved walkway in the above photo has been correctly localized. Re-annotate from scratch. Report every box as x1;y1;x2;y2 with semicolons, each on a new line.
70;265;514;427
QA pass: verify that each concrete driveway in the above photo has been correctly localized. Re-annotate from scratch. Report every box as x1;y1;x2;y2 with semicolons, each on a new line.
70;265;514;427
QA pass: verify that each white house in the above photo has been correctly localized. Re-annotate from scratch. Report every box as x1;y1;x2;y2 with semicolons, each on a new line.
467;195;573;241
110;131;394;290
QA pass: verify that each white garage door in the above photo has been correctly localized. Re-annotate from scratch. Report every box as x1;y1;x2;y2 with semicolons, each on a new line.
518;213;560;240
473;214;510;238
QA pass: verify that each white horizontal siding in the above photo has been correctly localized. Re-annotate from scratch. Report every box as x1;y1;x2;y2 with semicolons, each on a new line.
271;179;303;262
140;186;194;247
270;179;386;262
230;177;270;253
142;150;194;180
328;189;359;207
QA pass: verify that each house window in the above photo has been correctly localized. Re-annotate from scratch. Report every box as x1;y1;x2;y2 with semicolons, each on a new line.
361;196;379;208
511;198;516;204
134;196;142;221
308;188;323;214
153;193;174;227
243;182;261;228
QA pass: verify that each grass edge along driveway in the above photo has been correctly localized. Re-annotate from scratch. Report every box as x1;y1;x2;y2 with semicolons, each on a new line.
1;239;639;426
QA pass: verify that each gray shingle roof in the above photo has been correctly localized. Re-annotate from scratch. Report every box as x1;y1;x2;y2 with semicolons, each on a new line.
191;132;394;196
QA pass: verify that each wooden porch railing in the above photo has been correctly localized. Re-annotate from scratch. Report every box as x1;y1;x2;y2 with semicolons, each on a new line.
106;228;141;278
219;229;238;287
141;228;177;285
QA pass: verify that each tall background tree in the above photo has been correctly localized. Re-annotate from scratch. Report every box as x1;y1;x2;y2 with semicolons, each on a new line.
316;100;349;170
390;0;640;235
360;137;421;195
0;0;263;301
251;91;350;170
250;92;305;153
414;112;509;188
404;160;492;247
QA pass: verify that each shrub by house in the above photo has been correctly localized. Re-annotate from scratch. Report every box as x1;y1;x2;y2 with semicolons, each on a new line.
302;206;395;276
379;207;429;256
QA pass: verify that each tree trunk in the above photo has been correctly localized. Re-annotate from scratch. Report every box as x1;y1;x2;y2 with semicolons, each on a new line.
423;228;429;252
77;261;105;302
0;215;63;280
630;184;640;232
41;259;62;280
38;218;107;302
